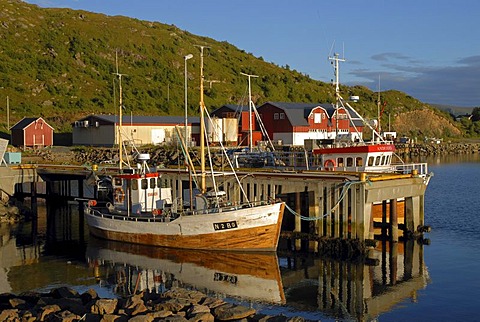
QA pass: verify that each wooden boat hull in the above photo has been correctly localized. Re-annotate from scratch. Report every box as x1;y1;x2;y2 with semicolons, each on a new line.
85;202;285;251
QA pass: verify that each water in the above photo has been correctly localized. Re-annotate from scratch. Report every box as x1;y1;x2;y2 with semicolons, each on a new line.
1;154;479;321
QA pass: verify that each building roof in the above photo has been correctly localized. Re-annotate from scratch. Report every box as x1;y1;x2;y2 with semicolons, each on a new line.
260;101;364;127
259;102;333;126
77;115;200;125
210;104;249;115
10;117;54;130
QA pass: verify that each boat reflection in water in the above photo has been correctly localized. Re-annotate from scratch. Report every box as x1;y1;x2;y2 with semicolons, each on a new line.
86;238;285;305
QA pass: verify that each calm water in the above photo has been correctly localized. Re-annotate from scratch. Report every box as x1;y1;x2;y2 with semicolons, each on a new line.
1;154;479;321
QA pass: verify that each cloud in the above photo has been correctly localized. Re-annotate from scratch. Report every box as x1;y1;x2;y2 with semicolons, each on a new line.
349;53;480;107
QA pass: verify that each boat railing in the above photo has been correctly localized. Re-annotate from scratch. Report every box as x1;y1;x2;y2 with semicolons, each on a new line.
88;199;277;221
392;162;429;176
188;199;276;216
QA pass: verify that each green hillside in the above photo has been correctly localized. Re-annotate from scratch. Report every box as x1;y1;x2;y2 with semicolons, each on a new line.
0;0;463;138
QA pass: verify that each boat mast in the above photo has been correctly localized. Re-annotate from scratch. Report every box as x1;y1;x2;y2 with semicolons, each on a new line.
329;53;345;142
240;72;259;151
196;45;209;193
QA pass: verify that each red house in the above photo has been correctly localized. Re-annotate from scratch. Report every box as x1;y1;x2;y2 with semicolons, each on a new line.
10;117;54;148
257;102;363;146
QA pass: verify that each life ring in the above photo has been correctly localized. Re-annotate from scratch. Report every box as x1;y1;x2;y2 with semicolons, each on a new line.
114;187;125;203
324;159;336;171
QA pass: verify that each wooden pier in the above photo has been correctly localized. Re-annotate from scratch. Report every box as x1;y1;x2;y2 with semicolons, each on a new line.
0;164;429;253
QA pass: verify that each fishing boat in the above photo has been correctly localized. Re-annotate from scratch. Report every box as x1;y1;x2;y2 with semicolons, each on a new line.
84;49;285;251
311;54;430;180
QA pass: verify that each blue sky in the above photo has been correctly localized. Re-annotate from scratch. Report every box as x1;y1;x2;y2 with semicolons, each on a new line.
24;0;480;107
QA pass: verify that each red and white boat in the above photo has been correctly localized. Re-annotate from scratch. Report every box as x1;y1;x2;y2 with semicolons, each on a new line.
312;53;429;180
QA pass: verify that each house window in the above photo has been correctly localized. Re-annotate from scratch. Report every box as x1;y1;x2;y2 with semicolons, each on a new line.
314;113;321;123
274;113;279;120
280;113;285;119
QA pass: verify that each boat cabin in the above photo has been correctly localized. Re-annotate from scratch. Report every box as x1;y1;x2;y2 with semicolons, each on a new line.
112;171;172;214
313;143;396;172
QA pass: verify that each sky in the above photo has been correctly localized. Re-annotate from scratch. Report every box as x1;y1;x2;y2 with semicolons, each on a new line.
23;0;480;107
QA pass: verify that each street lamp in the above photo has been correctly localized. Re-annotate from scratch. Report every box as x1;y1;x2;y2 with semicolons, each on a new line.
184;54;193;150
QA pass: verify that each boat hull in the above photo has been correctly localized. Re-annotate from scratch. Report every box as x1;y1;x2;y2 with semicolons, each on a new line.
86;202;285;251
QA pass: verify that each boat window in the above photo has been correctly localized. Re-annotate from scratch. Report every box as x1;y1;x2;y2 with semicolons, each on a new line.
337;157;344;167
157;178;162;188
375;156;381;166
356;157;363;166
150;178;156;189
368;157;374;166
132;180;138;190
114;177;122;186
141;179;148;189
381;155;386;165
346;157;353;167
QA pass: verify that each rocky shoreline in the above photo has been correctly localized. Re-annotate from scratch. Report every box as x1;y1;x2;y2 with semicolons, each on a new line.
0;286;309;322
395;142;480;156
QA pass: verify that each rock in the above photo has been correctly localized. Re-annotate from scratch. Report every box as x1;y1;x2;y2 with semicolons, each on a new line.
9;297;26;309
128;315;154;322
200;297;225;309
38;304;61;321
188;312;215;322
213;303;257;321
81;288;99;305
0;309;20;321
158;314;188;322
186;304;211;317
91;298;118;315
49;310;81;322
145;310;173;319
99;314;128;322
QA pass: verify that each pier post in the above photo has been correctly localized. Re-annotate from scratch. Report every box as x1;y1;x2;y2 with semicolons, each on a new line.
390;199;398;242
382;200;388;236
294;191;302;249
404;195;422;233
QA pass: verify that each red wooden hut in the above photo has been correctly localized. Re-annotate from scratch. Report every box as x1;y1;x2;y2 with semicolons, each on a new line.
10;117;54;148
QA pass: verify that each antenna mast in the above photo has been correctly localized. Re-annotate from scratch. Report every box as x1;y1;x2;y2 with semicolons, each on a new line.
329;53;345;140
113;51;127;171
377;75;381;134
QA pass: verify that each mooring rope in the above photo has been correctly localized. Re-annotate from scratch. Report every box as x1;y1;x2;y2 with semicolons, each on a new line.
284;179;369;221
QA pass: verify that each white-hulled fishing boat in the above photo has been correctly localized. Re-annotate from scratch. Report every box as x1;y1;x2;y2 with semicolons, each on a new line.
84;49;285;251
